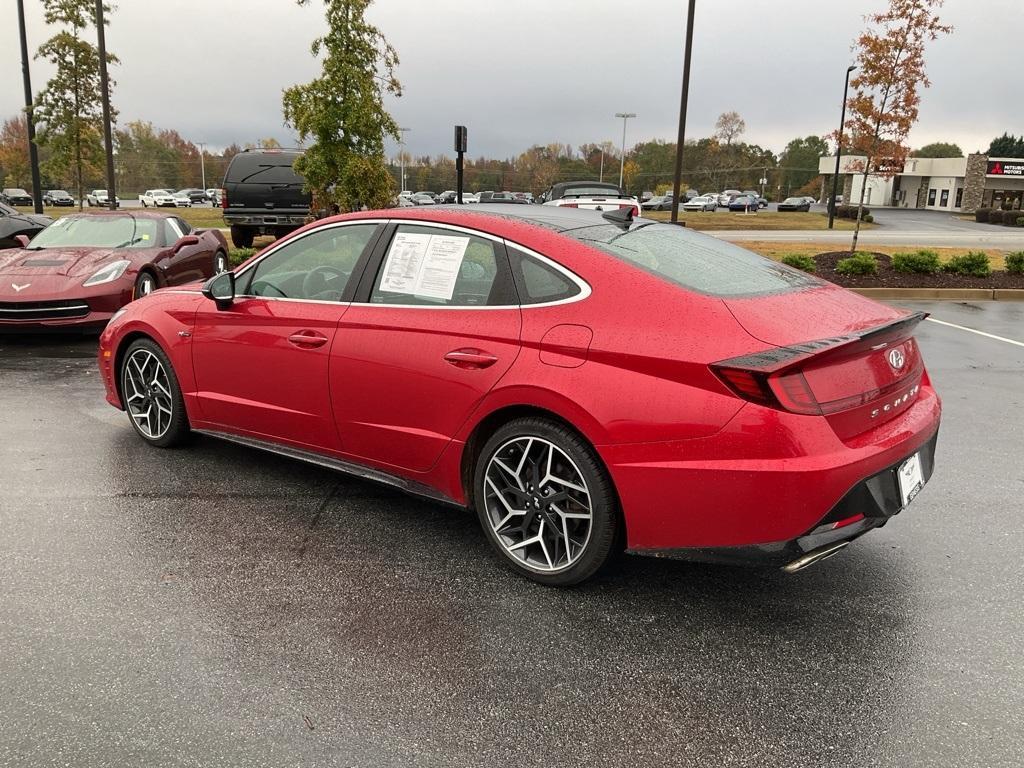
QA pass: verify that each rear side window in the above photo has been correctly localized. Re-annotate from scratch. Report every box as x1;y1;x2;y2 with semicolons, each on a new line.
369;225;514;307
564;222;820;297
508;247;581;305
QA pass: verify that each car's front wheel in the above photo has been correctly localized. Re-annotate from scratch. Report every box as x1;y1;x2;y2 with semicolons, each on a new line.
133;271;157;299
120;338;190;448
474;417;619;585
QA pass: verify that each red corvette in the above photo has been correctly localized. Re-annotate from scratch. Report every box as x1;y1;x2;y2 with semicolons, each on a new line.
97;205;940;584
0;210;228;332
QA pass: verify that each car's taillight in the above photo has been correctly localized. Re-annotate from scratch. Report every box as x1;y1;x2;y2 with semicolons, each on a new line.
220;188;227;209
561;202;578;208
711;312;928;417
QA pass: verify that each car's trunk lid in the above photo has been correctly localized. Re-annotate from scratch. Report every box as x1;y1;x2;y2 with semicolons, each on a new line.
715;286;927;440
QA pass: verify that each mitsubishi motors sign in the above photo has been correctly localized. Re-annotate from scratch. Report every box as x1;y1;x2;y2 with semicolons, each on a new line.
987;160;1024;176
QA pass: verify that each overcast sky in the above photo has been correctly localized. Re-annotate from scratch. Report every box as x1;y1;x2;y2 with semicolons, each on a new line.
2;0;1019;160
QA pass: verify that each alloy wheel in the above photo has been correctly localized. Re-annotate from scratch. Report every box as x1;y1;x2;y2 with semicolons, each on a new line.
135;273;155;298
483;436;593;573
214;252;227;273
123;348;174;440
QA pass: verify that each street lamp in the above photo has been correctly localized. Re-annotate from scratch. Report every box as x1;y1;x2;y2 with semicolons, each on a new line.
828;65;857;229
398;127;411;193
615;112;636;190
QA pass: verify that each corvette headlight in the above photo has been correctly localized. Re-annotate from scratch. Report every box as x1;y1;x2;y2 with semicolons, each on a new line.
83;260;131;286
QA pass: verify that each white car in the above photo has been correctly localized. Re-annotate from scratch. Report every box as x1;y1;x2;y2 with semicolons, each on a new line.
139;189;177;208
86;189;120;207
460;193;479;204
718;189;742;207
541;181;640;217
171;191;192;208
682;195;717;212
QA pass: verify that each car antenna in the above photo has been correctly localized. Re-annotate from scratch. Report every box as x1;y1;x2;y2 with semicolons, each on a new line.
601;206;633;229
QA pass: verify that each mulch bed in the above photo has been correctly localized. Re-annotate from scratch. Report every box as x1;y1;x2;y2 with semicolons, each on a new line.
814;252;1024;289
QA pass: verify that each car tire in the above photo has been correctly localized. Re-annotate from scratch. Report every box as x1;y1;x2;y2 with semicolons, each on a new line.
213;250;227;274
473;417;620;586
230;226;254;249
133;271;157;299
120;338;190;448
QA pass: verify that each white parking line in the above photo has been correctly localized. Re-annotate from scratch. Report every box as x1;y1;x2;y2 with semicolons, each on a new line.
926;317;1024;348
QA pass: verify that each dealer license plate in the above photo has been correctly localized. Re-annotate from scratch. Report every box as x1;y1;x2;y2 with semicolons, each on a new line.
897;453;924;507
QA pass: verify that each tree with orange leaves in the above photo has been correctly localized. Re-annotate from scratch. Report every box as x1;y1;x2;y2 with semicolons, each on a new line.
842;0;951;252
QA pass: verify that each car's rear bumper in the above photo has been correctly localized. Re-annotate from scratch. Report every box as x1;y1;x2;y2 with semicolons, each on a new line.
628;430;938;566
601;383;941;554
224;213;309;227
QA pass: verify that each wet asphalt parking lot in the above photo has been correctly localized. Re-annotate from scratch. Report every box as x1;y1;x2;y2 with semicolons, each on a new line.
1;299;1022;767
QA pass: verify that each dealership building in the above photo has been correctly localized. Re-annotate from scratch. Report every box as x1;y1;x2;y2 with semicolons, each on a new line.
818;153;1024;213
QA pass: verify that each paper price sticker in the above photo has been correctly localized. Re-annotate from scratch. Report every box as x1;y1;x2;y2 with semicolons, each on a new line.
380;231;470;301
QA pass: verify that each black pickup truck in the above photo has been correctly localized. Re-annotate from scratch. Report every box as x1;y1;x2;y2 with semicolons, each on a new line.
221;149;311;248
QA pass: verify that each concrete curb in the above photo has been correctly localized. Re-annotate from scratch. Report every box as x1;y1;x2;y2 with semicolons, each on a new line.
851;287;1024;301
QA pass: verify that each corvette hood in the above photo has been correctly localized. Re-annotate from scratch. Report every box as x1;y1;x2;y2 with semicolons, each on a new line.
0;247;135;278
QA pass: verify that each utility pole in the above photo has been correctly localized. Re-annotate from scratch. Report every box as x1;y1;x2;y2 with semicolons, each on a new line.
95;0;116;210
828;65;857;229
670;0;696;224
16;0;44;214
197;142;207;190
615;112;636;190
599;146;604;183
398;127;411;193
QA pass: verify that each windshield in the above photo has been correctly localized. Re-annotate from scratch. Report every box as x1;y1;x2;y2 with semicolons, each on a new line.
783;198;801;204
28;216;159;249
565;222;820;298
0;202;15;215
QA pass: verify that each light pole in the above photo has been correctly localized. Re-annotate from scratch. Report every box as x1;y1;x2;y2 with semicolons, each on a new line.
17;0;43;214
828;65;857;229
599;146;604;183
670;0;696;224
615;112;636;190
197;142;207;190
95;0;116;211
398;127;411;192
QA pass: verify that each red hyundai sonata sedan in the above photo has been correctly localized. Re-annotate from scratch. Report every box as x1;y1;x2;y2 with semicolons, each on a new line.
98;205;940;584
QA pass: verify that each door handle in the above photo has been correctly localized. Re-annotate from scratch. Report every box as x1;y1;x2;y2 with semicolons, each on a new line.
288;331;329;348
444;348;498;369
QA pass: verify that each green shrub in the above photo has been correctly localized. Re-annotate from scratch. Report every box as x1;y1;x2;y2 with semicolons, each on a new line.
975;208;992;223
943;251;991;277
891;249;941;274
1006;252;1024;274
781;253;816;272
863;213;874;223
835;252;878;276
988;209;1005;224
834;204;871;220
228;247;257;267
1017;217;1024;227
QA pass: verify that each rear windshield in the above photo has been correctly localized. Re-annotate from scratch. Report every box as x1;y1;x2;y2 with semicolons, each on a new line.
227;153;304;184
559;185;624;198
564;222;820;297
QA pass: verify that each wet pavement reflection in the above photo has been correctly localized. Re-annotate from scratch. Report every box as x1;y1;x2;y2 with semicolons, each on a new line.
1;305;1021;767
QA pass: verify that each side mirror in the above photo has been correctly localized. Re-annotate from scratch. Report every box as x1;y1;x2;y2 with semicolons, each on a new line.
173;234;200;253
201;270;235;310
14;234;30;248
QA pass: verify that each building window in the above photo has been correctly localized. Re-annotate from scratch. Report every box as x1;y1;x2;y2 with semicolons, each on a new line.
955;188;963;208
940;189;949;207
927;188;936;206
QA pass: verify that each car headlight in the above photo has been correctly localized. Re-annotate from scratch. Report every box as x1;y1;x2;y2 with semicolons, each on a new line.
83;259;131;286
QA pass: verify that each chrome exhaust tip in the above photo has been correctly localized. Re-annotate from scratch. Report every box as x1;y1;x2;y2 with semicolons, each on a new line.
782;541;850;574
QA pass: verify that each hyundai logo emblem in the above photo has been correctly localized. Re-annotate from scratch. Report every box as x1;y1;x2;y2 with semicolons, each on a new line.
888;348;906;370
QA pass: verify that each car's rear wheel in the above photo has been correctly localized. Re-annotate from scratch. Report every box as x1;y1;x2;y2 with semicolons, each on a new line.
133;271;157;299
213;250;227;274
474;417;619;586
120;339;190;448
230;225;254;249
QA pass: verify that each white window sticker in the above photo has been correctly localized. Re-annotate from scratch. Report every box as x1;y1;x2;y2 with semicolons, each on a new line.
379;232;470;301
